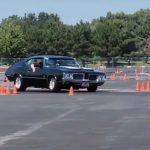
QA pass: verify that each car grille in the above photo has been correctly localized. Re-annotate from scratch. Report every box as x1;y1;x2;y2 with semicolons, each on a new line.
89;75;97;81
73;73;99;81
73;73;84;80
84;73;89;79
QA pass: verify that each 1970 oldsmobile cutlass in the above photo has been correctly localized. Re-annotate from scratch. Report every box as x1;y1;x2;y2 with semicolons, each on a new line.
5;55;106;92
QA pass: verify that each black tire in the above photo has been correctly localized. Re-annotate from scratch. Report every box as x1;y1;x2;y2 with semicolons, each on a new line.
14;76;26;91
48;78;60;92
87;85;97;92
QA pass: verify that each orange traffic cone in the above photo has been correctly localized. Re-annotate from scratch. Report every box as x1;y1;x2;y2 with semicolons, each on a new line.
110;74;113;80
141;82;146;92
110;73;116;80
13;85;18;94
123;74;128;81
69;86;74;96
1;86;6;95
136;82;140;92
6;80;11;95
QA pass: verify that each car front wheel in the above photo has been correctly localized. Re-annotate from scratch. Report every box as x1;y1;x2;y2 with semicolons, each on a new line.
14;76;26;91
49;78;60;92
87;85;97;92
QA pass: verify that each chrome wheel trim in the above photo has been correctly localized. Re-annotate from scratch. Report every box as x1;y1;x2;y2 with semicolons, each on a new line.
49;79;55;90
15;77;21;89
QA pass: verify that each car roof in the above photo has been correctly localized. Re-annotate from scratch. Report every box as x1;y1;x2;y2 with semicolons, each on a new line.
27;55;74;59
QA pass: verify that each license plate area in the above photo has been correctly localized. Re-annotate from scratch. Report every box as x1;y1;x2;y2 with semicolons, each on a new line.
81;82;89;87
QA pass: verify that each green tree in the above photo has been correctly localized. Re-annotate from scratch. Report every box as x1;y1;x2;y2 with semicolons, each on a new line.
72;21;94;58
0;21;26;57
93;20;122;57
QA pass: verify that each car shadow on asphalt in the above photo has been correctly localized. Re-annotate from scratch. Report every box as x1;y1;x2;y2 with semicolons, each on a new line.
22;89;112;94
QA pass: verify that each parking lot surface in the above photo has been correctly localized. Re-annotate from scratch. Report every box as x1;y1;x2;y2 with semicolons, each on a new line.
0;79;150;150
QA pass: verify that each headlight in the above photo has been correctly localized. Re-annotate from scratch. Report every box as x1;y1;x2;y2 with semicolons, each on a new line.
63;72;73;80
96;75;106;82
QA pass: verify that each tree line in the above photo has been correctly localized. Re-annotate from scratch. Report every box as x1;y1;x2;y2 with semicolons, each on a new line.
0;9;150;58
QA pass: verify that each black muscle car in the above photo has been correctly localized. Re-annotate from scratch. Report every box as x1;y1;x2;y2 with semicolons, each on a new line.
5;55;106;92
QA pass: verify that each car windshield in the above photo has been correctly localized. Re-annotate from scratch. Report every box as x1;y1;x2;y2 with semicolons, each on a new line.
45;58;80;67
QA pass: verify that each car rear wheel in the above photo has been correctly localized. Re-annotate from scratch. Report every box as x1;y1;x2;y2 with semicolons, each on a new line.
14;76;26;91
87;85;97;92
49;78;60;92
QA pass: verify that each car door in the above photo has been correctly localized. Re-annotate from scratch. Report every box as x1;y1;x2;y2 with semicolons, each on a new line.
25;57;45;86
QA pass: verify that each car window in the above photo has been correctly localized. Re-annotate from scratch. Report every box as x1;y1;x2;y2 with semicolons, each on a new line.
26;59;34;65
45;58;80;67
45;59;55;67
26;58;43;67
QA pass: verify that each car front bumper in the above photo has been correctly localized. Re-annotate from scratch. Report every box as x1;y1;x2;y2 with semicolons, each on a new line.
62;78;105;88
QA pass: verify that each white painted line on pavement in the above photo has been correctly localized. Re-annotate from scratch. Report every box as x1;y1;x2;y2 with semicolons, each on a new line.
0;108;77;147
98;89;136;93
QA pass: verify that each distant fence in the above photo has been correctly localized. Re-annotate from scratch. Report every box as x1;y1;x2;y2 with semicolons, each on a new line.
0;57;150;76
0;57;150;68
77;57;150;68
0;58;24;66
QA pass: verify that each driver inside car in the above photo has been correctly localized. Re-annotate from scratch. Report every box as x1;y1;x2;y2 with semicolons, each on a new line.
31;59;43;72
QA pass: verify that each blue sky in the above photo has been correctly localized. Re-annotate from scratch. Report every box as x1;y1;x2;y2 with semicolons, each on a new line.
0;0;150;25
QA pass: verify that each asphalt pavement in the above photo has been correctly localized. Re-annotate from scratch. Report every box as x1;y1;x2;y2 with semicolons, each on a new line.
0;72;150;149
0;81;149;150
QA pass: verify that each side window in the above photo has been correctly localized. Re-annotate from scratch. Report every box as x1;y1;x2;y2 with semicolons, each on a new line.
26;59;34;66
45;59;55;67
26;58;43;67
35;58;43;67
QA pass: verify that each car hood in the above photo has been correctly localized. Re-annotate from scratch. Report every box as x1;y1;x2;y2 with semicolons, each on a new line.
58;66;95;72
